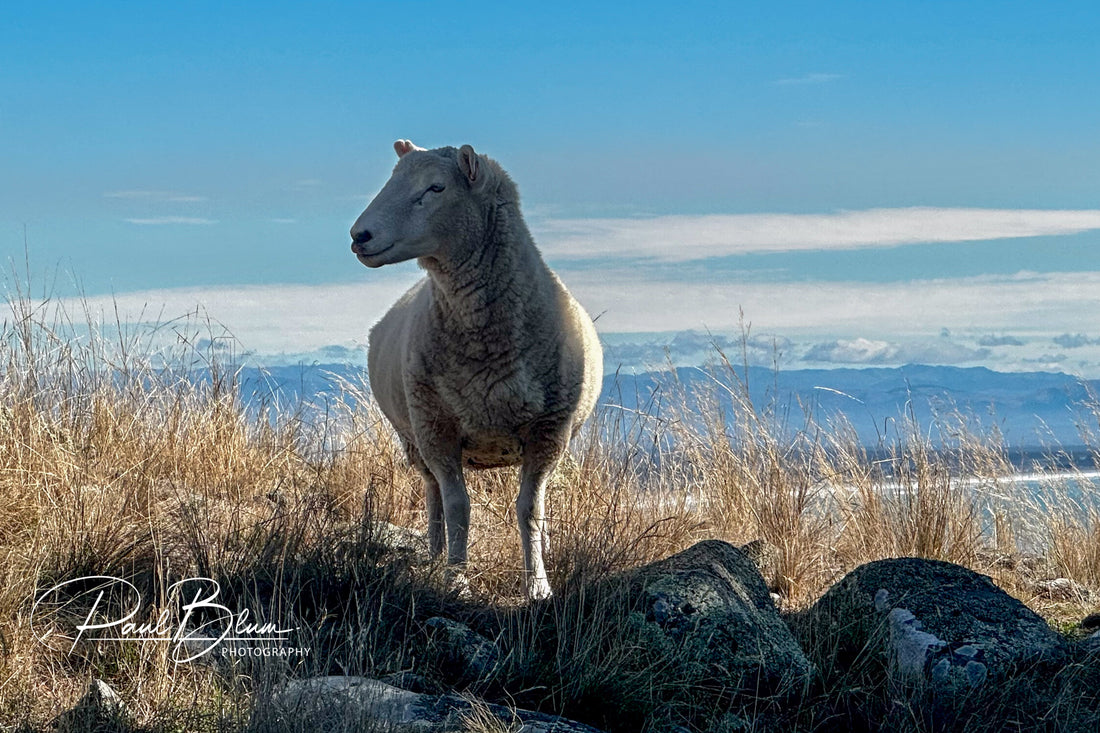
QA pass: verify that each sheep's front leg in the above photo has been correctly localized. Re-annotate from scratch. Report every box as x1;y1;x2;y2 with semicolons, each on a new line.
518;435;567;600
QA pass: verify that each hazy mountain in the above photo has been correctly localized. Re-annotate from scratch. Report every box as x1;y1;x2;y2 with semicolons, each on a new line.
231;361;1096;455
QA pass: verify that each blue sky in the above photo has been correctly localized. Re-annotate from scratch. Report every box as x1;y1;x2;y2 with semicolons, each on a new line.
4;2;1100;372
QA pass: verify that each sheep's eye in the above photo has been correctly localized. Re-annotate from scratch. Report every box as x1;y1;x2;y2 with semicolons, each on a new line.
427;184;445;193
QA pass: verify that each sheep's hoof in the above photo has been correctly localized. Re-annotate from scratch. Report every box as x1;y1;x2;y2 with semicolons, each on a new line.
528;577;553;601
444;566;472;599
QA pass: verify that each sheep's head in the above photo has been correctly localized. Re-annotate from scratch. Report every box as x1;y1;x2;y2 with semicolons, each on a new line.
350;140;492;268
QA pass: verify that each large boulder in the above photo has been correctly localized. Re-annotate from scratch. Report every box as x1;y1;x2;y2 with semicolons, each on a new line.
800;557;1068;697
263;676;604;732
461;541;810;731
617;539;812;699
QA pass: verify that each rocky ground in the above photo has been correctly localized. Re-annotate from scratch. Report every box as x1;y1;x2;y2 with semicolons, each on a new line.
55;534;1100;733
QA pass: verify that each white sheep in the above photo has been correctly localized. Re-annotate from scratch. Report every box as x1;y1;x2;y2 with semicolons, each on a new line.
350;140;603;598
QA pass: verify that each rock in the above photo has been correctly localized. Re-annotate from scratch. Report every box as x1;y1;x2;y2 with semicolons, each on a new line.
425;616;502;684
1034;577;1092;602
617;540;812;699
1078;628;1100;656
1081;612;1100;631
372;521;431;559
334;521;431;568
800;557;1067;697
739;538;782;593
52;679;131;732
263;676;605;732
379;671;440;695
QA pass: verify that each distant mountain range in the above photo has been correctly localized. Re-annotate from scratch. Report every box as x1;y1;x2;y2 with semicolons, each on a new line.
233;362;1099;460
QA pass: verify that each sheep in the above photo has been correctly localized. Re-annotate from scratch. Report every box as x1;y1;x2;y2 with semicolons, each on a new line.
349;140;603;598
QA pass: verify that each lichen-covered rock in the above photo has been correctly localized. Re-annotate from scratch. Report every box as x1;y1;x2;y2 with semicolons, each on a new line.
1081;611;1100;631
1078;628;1100;658
619;540;812;699
425;616;502;684
1033;577;1092;602
799;557;1067;697
379;671;439;695
52;680;131;732
373;521;431;559
739;538;781;593
264;676;604;732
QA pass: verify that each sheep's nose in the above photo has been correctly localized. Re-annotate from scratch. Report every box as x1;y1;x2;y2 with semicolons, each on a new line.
351;228;373;245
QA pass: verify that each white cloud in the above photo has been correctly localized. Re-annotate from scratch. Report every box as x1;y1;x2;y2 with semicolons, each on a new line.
534;208;1100;262
803;337;989;365
805;338;899;363
62;274;424;355
124;217;217;225
774;73;843;85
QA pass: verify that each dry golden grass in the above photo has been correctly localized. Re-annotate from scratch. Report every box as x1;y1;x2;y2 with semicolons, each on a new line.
2;290;1100;731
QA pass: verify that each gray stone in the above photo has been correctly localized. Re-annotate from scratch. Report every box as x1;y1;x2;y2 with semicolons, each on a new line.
265;676;605;732
52;679;131;732
425;616;503;683
379;671;439;695
372;521;431;559
800;557;1067;697
1034;577;1092;602
738;538;781;592
954;644;979;659
616;539;813;699
1078;628;1100;657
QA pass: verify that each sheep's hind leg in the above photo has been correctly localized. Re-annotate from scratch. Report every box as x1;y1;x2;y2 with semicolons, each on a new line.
433;463;471;595
408;406;470;592
518;436;567;600
417;456;471;595
418;454;470;568
438;468;470;568
406;443;446;557
419;466;445;558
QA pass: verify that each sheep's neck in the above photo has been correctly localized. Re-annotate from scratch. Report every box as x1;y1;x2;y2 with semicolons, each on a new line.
422;206;549;337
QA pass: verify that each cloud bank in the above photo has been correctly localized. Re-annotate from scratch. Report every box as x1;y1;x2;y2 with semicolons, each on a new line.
52;269;1100;376
42;207;1100;375
568;269;1100;336
535;208;1100;262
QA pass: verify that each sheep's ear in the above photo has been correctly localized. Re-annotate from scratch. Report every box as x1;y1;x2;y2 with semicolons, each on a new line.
393;139;424;158
458;145;481;185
